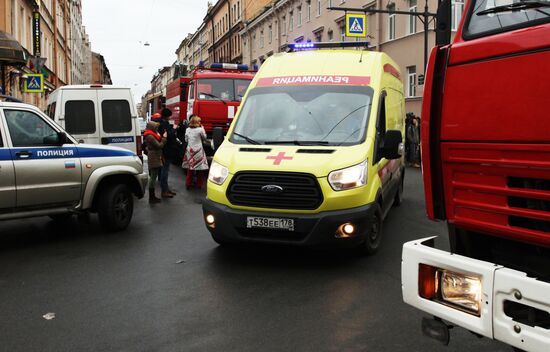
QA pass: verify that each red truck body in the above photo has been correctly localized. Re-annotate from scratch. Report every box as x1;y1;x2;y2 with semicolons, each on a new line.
403;0;550;350
165;64;255;135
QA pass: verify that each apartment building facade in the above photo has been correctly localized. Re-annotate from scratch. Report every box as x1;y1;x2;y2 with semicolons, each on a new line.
0;0;100;109
91;51;112;84
239;0;465;115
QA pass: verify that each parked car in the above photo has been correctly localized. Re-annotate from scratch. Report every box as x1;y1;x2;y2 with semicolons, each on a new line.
0;97;148;231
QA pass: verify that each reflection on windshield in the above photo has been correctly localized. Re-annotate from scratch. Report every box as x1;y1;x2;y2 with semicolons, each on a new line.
230;85;373;146
467;0;550;37
197;79;251;102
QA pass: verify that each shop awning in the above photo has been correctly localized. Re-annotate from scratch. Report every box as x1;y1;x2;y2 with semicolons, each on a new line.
0;31;27;66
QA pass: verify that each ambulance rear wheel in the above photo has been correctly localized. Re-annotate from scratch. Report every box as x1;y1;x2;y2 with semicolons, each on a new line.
393;172;405;207
98;184;134;232
358;204;383;256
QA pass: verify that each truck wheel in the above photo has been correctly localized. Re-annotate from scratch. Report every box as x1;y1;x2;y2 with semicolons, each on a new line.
358;204;383;256
393;172;405;207
97;184;134;232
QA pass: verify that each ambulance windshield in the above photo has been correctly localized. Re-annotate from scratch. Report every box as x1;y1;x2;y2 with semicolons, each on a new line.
230;85;373;146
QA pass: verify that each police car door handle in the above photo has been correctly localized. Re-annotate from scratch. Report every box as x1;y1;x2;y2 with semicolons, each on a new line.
16;151;32;158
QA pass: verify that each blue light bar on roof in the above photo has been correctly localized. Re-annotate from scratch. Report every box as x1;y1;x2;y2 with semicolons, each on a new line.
292;42;316;50
288;41;370;51
211;63;250;71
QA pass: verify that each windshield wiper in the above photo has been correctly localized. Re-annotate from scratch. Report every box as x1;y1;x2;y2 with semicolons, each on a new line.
199;92;228;105
233;132;262;145
477;0;550;15
264;140;330;146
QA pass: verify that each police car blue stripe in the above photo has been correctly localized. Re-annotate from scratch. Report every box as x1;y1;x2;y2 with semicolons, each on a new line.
11;147;79;160
78;147;134;158
0;149;11;161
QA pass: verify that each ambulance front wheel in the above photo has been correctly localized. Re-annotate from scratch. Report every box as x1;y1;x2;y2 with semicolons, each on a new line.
357;204;383;256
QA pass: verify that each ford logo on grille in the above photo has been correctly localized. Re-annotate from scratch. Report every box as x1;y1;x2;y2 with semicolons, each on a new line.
261;185;284;194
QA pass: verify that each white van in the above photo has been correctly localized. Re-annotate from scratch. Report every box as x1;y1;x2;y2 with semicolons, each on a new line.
46;85;141;155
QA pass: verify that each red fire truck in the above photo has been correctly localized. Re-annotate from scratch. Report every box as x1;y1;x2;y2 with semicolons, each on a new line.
165;63;255;135
402;0;550;351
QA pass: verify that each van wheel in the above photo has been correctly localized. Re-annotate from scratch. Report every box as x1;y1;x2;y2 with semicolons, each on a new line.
98;184;134;232
393;172;405;207
358;204;383;256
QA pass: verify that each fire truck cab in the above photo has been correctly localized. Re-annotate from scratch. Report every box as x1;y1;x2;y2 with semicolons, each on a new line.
184;63;255;137
402;0;550;351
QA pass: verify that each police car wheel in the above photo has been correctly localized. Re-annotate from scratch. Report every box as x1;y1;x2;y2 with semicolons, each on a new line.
358;204;383;256
98;184;134;232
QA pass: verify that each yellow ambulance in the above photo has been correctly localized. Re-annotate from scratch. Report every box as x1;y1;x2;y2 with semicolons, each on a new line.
203;42;405;254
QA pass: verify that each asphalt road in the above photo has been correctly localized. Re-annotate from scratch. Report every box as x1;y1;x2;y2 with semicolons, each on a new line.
0;167;509;352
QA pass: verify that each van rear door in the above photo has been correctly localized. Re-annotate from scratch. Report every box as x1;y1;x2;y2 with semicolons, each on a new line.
97;89;137;153
59;89;101;145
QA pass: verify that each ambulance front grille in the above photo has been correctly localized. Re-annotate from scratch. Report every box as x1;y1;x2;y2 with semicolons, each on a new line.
227;171;323;210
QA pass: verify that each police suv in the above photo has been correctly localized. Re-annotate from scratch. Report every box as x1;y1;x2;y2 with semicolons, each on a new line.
0;96;148;231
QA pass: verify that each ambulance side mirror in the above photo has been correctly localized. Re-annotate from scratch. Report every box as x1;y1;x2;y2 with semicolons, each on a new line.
212;127;224;152
382;130;403;160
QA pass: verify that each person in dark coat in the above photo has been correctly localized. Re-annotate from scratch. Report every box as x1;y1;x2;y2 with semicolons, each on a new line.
407;116;421;167
153;108;178;198
144;121;167;203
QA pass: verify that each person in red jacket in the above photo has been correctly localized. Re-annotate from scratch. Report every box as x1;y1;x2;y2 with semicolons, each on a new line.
144;121;167;203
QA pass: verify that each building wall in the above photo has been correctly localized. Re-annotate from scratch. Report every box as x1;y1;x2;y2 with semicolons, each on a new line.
91;52;112;84
240;0;464;116
1;0;96;109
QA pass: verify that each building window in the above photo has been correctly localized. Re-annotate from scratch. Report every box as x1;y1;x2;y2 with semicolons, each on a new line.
260;29;264;48
328;0;332;8
340;23;346;41
451;0;465;31
315;31;322;42
238;1;240;19
282;16;286;35
407;66;417;97
298;6;302;26
408;0;417;34
328;29;334;41
388;4;396;40
289;11;294;31
317;0;321;16
269;25;273;43
307;1;312;21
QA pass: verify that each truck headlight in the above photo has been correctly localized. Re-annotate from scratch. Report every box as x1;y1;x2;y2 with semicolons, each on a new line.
440;270;482;314
208;161;229;185
328;161;368;191
418;264;482;315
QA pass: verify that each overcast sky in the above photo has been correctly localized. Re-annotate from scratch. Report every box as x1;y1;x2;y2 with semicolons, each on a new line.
82;0;210;103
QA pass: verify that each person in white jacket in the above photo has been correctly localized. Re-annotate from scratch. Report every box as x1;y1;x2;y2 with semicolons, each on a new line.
182;116;209;189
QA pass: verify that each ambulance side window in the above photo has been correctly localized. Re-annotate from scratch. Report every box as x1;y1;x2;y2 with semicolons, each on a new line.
374;92;387;164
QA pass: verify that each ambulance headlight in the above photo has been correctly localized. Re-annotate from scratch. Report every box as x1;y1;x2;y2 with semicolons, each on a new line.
328;161;368;191
208;161;229;185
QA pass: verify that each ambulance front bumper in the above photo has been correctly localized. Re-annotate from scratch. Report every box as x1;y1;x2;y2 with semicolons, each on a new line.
402;237;550;352
202;199;376;247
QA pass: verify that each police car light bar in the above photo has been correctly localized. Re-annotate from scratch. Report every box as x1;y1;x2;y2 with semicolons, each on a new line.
288;41;370;51
211;63;250;71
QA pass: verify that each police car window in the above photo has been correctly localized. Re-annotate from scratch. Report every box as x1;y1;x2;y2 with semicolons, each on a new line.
4;110;59;147
101;100;132;133
231;85;373;146
465;0;550;38
65;100;96;134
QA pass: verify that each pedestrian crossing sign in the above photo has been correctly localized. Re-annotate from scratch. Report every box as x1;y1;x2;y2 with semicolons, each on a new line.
24;74;44;93
346;14;367;37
